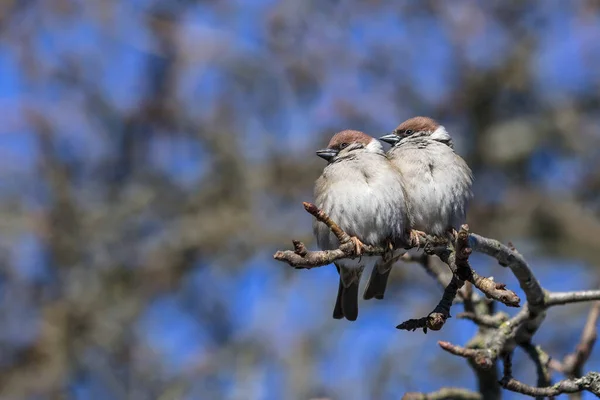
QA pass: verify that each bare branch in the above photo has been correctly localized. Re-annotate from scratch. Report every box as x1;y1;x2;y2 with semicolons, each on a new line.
444;301;600;398
462;281;475;313
468;236;548;346
520;342;553;396
277;203;600;399
402;388;482;400
546;291;600;307
303;202;352;245
469;234;544;311
273;202;428;268
438;341;496;370
441;294;600;397
397;274;463;333
501;351;600;397
501;373;600;398
438;227;520;308
440;307;531;369
275;206;521;309
459;268;520;308
456;311;509;329
273;244;355;268
562;302;600;379
549;358;565;374
397;226;518;332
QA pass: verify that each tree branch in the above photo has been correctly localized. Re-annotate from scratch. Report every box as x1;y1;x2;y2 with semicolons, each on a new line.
275;205;521;313
520;342;553;397
438;341;493;367
546;291;600;307
276;202;600;399
437;227;520;308
396;225;520;332
439;307;531;369
562;302;600;380
500;352;600;397
456;311;508;329
397;274;463;333
273;202;426;268
402;388;482;400
469;234;544;311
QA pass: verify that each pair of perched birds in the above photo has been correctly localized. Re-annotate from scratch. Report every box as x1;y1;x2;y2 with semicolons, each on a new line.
313;116;473;321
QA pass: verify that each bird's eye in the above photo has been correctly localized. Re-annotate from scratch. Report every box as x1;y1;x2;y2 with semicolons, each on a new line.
339;142;349;149
405;129;414;135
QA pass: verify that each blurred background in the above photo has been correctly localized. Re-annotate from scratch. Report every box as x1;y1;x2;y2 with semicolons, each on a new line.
1;0;600;399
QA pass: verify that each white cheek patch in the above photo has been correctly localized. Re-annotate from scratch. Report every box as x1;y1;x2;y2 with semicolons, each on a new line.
366;139;384;153
431;125;454;148
431;126;450;141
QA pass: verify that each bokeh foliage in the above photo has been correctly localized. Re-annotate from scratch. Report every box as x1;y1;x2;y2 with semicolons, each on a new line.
1;0;600;398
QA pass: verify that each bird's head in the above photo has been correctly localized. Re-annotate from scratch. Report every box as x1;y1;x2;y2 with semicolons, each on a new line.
316;130;382;162
380;116;453;148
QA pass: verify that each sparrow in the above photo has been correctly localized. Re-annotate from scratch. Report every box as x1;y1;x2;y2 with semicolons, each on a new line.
363;116;473;300
314;130;409;321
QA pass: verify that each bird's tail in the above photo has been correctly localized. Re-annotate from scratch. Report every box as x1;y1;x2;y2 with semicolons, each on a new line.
363;259;392;300
363;250;405;300
333;266;344;319
333;265;363;321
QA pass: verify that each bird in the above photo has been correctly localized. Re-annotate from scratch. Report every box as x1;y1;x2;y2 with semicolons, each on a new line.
313;130;410;321
363;116;473;300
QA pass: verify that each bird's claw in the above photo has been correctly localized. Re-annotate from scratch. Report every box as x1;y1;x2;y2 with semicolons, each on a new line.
383;239;395;261
423;241;435;255
350;236;364;256
409;230;426;249
446;228;458;243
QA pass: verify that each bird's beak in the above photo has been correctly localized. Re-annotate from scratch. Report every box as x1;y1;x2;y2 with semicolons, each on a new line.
316;148;338;161
379;134;401;145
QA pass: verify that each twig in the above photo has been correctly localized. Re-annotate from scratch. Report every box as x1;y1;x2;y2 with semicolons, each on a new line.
396;226;516;333
501;372;600;397
450;301;600;398
437;341;495;370
275;202;600;399
549;358;565;374
402;388;482;400
459;268;520;308
273;202;427;268
456;311;508;329
438;227;520;308
444;295;600;380
303;202;351;244
430;234;600;398
501;351;513;383
275;205;522;308
520;342;553;399
562;302;600;379
439;308;530;369
468;236;549;347
469;234;544;311
501;363;600;397
397;274;463;333
462;281;475;314
546;291;600;307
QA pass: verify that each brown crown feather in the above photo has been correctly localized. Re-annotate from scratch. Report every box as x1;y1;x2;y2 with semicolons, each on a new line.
394;116;439;133
327;130;373;149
